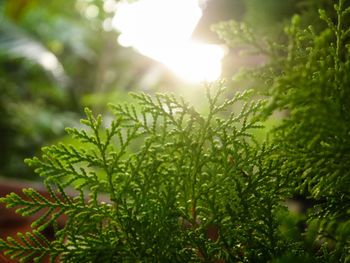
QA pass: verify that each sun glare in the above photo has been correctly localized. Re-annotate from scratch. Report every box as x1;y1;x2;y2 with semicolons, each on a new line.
112;0;224;83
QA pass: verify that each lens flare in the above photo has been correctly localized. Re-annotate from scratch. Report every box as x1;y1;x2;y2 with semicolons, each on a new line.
113;0;224;83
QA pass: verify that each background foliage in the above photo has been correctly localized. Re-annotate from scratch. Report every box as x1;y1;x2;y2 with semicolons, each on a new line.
0;0;149;179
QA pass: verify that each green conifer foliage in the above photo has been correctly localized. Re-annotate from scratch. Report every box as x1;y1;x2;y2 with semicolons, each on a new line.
1;1;350;262
1;83;292;262
214;0;350;261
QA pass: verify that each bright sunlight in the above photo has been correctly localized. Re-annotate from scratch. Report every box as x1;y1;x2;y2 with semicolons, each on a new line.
112;0;225;83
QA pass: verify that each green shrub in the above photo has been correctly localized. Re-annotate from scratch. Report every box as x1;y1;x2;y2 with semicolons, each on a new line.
0;84;291;262
1;1;349;262
214;0;350;261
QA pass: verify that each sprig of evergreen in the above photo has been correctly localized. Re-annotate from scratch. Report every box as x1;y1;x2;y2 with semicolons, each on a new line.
1;1;349;262
0;81;295;262
214;0;350;261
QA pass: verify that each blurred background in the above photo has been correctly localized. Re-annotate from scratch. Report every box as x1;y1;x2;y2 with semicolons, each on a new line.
0;0;331;181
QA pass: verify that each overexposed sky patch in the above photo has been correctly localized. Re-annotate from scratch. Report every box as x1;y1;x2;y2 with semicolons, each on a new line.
112;0;224;83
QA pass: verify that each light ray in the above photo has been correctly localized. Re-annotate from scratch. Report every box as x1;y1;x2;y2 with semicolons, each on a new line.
113;0;224;83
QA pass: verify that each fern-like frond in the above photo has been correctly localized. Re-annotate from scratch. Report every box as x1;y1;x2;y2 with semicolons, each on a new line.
0;230;63;263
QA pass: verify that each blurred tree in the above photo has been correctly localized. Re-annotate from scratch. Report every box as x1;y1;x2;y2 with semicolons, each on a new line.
192;0;245;43
0;0;149;179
